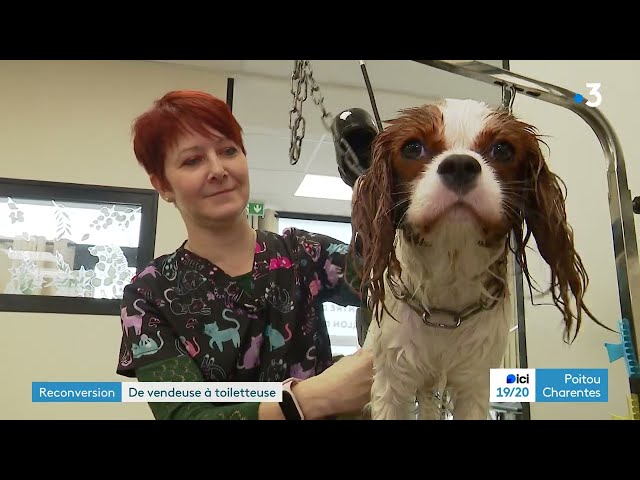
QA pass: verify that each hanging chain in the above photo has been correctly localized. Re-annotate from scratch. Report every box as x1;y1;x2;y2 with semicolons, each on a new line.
288;60;335;165
288;61;306;165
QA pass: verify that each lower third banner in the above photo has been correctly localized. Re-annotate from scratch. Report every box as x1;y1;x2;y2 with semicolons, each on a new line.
31;382;283;402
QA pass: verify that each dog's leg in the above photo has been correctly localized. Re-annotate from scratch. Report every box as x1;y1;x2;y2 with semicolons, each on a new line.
416;388;441;420
450;384;491;420
363;311;420;420
368;365;418;420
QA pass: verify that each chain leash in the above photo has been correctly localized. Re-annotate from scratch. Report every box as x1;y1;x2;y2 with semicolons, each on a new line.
288;60;335;165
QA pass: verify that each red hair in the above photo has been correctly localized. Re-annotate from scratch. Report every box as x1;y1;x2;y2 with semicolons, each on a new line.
131;90;245;187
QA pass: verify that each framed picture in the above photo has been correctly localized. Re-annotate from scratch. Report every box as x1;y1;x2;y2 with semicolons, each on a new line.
0;177;158;315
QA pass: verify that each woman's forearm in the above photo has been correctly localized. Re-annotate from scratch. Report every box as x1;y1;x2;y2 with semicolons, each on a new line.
136;356;337;420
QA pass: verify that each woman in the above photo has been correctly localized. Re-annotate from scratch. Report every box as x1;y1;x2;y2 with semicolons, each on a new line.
116;89;372;420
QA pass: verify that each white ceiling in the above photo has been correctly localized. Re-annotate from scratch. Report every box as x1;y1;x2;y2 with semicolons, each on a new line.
153;60;507;219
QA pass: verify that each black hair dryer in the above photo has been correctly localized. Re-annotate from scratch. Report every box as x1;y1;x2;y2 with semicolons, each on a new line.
331;107;379;188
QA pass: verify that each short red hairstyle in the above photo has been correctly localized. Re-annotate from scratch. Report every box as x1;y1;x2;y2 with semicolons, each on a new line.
131;90;246;187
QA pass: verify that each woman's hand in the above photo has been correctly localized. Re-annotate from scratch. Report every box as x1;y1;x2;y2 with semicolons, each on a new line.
293;348;374;419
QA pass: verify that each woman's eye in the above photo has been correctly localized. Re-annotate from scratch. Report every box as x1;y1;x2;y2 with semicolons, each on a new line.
183;157;199;166
491;141;515;162
221;146;238;157
401;140;427;160
183;157;201;166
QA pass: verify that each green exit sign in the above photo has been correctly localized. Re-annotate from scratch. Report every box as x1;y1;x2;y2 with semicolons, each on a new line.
247;201;264;218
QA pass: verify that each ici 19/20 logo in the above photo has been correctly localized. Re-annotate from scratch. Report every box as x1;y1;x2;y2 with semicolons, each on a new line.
506;373;530;384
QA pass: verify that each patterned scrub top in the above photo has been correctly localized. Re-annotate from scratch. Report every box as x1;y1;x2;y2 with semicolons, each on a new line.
116;227;362;420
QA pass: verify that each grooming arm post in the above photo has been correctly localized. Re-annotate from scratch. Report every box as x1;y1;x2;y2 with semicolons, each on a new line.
412;60;640;397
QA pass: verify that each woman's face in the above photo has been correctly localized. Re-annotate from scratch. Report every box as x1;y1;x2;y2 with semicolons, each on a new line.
153;126;250;227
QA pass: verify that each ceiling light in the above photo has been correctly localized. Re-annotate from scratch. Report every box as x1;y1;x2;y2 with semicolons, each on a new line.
294;174;353;201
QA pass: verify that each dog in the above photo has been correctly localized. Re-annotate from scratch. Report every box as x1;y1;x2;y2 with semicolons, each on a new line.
348;98;609;420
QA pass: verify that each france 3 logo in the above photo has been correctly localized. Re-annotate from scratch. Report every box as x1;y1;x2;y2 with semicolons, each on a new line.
575;83;603;107
490;368;536;403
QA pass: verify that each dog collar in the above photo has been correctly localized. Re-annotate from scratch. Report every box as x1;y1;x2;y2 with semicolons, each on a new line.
385;270;505;329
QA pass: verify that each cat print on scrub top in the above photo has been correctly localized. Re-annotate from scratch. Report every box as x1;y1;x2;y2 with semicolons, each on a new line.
116;228;359;384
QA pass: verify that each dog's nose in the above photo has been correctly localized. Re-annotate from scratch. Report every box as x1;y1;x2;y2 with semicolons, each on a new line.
437;154;481;193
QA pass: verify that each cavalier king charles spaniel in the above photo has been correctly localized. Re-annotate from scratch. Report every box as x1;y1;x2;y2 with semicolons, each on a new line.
349;98;608;420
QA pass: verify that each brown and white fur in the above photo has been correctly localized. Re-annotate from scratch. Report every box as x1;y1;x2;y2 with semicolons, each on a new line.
349;98;608;420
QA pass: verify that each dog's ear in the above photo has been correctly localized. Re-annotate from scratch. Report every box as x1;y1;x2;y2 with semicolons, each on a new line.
520;141;607;342
350;134;400;324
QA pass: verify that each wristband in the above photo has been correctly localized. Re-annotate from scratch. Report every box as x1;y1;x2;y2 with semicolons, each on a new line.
280;377;305;420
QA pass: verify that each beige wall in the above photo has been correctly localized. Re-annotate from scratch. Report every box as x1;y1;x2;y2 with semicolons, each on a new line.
0;60;228;419
510;60;640;419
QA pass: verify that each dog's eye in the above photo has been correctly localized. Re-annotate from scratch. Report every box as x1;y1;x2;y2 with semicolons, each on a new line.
401;140;427;160
491;141;515;162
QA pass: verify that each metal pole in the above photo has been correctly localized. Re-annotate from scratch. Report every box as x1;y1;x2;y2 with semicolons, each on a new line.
226;77;235;112
359;60;383;132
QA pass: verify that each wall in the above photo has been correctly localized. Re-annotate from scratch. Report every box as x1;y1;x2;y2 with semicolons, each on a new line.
509;60;640;419
0;60;228;419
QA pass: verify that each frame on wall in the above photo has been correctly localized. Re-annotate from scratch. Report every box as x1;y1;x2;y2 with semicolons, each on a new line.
0;177;158;316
